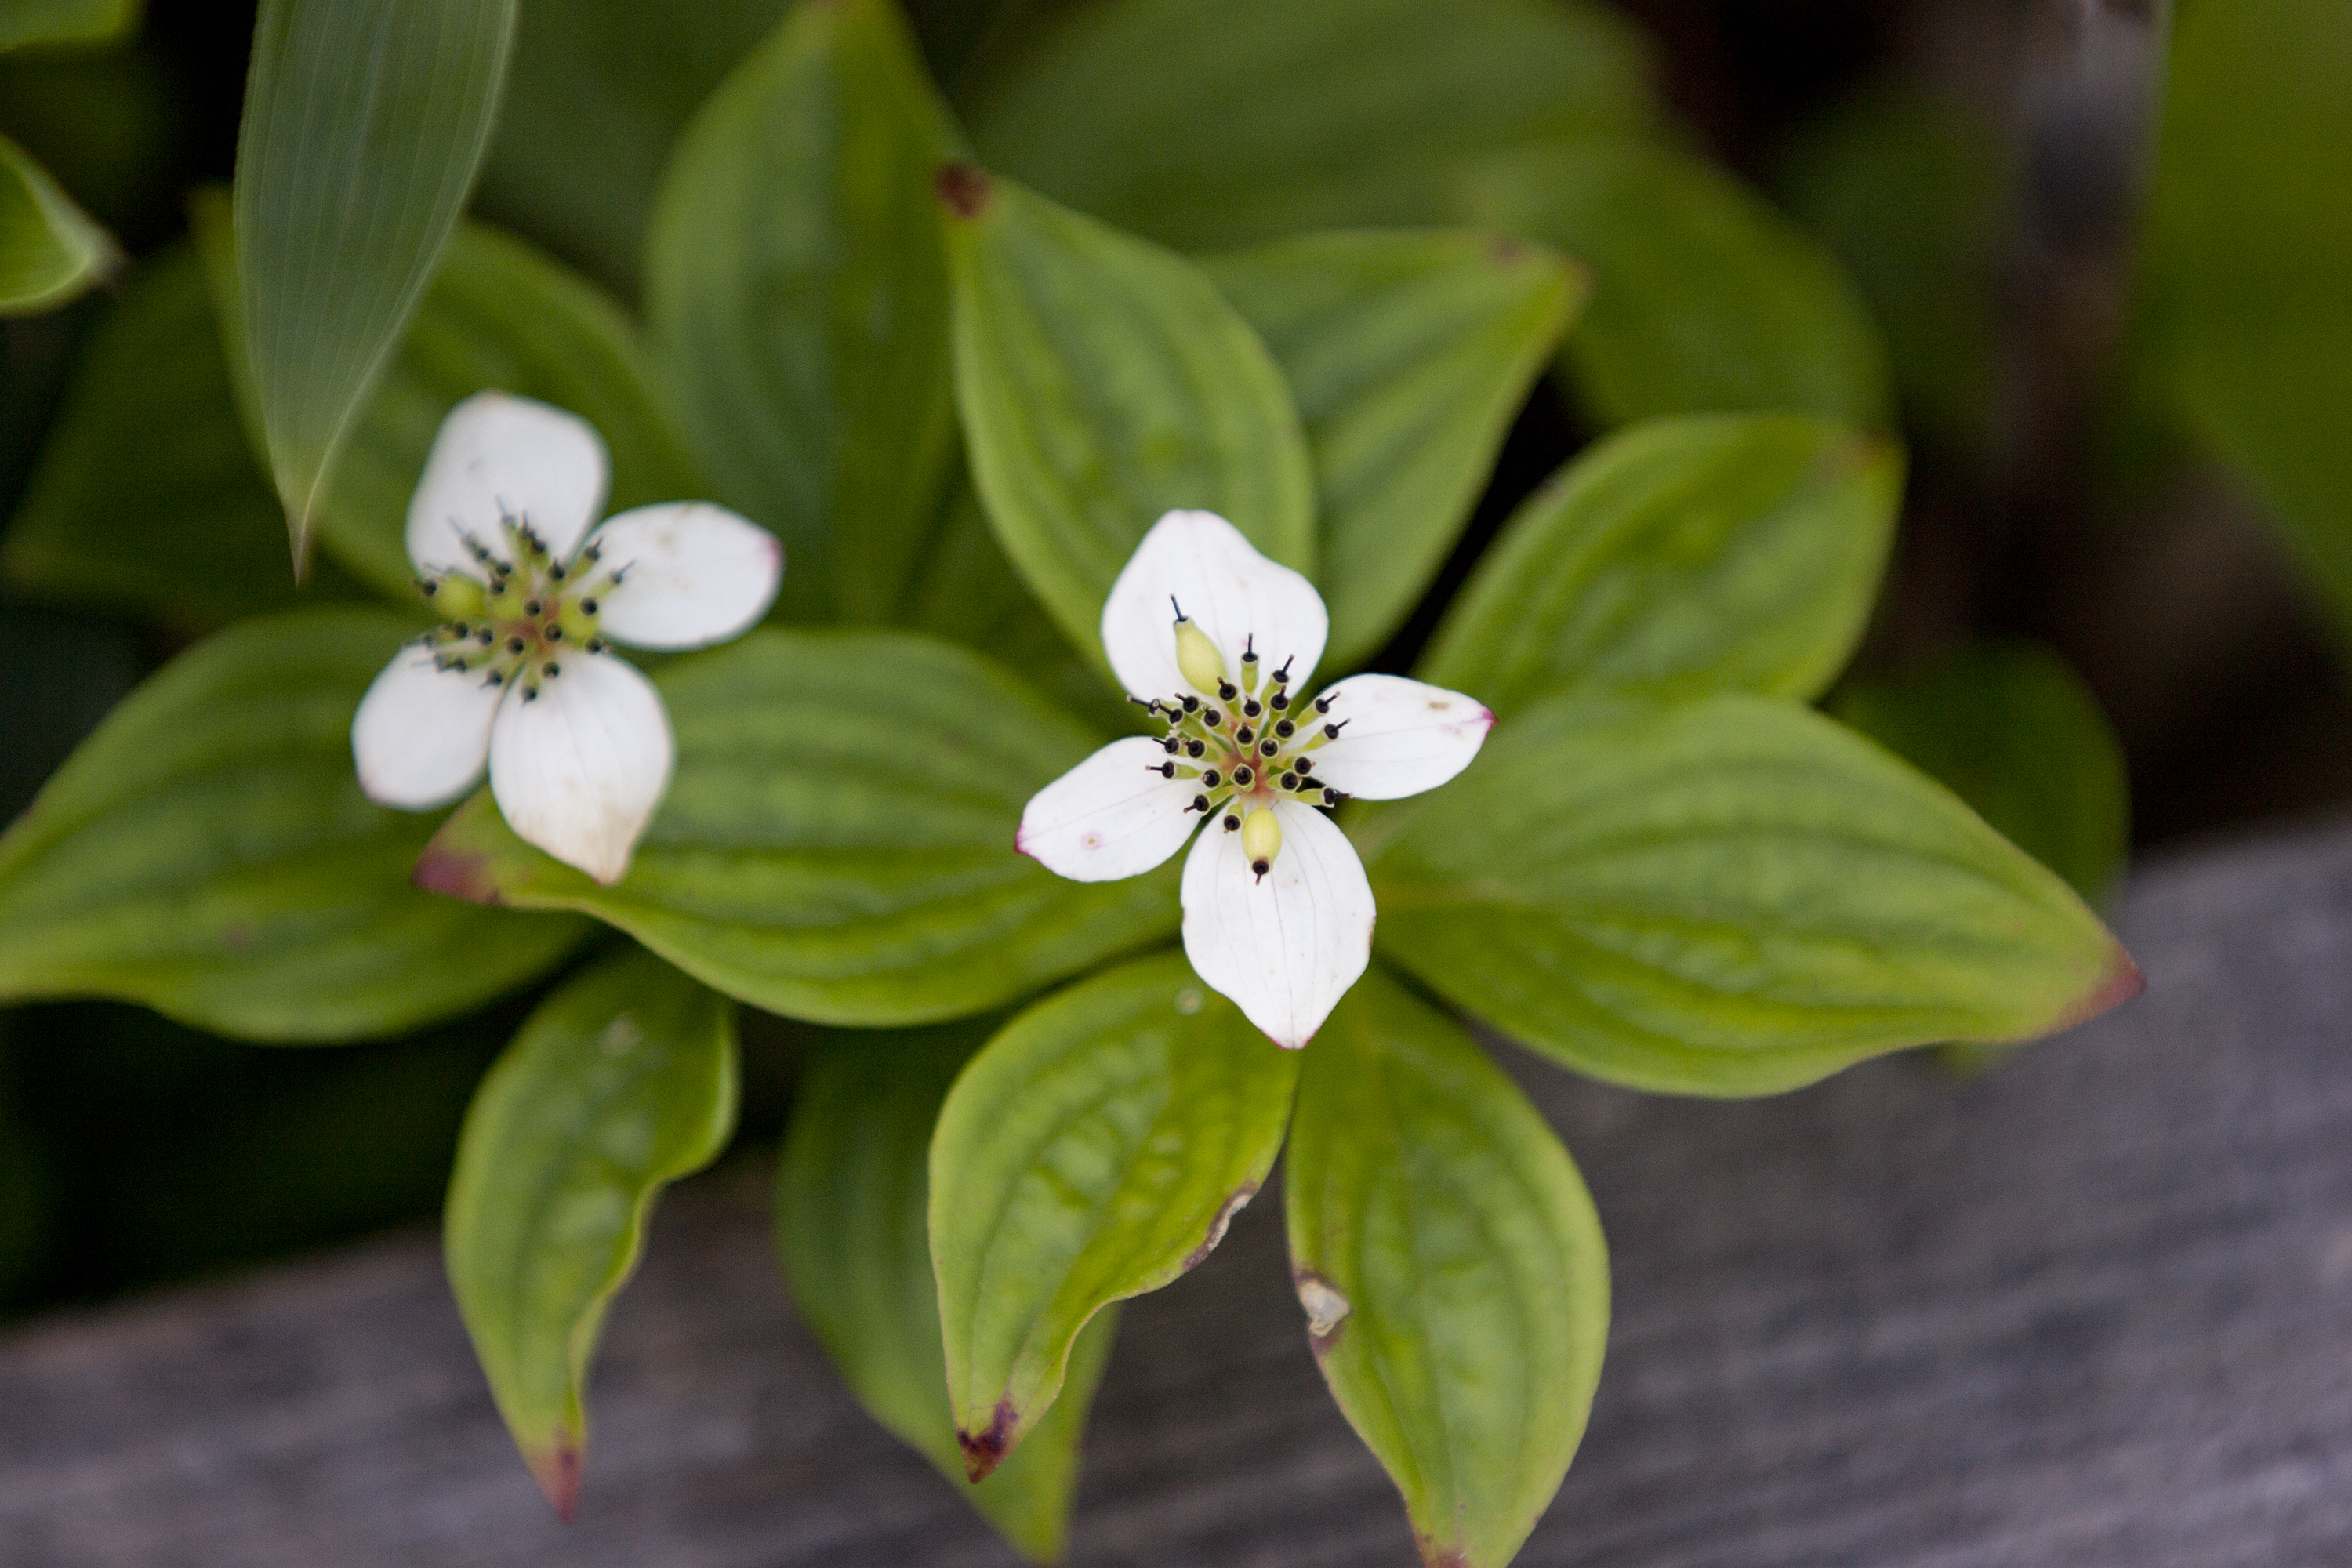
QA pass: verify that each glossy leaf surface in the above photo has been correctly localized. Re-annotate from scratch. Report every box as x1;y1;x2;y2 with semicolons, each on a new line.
0;132;114;315
942;169;1315;661
415;629;1178;1024
233;0;519;554
1;245;320;622
1361;692;2139;1095
648;0;962;622
446;946;737;1517
970;0;1654;252
1288;965;1608;1568
0;608;587;1040
1832;641;2127;906
1204;230;1583;669
1467;138;1889;429
931;952;1296;1477
1420;414;1901;716
779;1025;1114;1562
246;221;702;601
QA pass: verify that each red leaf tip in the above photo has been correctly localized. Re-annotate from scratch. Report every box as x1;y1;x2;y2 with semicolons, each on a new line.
936;162;992;219
527;1437;583;1523
412;845;503;905
956;1397;1018;1482
2060;942;2146;1033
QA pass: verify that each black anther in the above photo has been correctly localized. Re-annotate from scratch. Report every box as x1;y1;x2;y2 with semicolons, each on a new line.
546;626;564;641
1201;769;1221;787
1186;739;1206;757
1251;858;1270;880
1234;765;1254;786
1323;786;1340;805
1162;737;1181;754
1315;695;1334;714
1156;761;1176;779
419;579;438;597
1324;719;1348;739
1281;772;1298;789
545;662;561;677
522;688;541;704
477;629;493;645
485;671;503;686
1274;657;1294;681
1270;691;1290;710
507;637;527;655
1203;710;1221;728
1223;814;1241;831
1243;698;1261;717
586;638;607;653
1180;694;1200;712
524;599;542;615
1218;682;1239;702
1276;718;1296;738
1190;794;1210;813
1236;725;1255;746
1260;739;1279;757
582;598;598;615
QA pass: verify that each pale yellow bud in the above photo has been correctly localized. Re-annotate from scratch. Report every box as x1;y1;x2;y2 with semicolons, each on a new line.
1241;807;1282;880
1174;617;1228;694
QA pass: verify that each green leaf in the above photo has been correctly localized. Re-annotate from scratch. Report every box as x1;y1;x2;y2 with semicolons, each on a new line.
445;945;737;1517
779;1024;1116;1563
1465;138;1891;429
299;220;702;601
0;132;115;315
968;0;1655;253
1203;230;1584;669
0;244;333;622
475;0;790;294
1359;692;2139;1096
2140;0;2352;645
648;0;962;624
415;628;1178;1024
1287;965;1608;1568
1831;641;2128;906
930;950;1297;1476
0;0;140;51
0;607;588;1040
942;168;1316;661
232;0;520;557
1419;414;1902;717
898;477;1143;741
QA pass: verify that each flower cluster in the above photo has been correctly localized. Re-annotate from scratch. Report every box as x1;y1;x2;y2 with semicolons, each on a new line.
352;394;781;884
1018;510;1492;1047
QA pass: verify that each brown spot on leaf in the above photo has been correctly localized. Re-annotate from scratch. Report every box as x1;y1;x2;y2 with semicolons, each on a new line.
526;1434;583;1523
412;845;505;906
957;1396;1018;1483
935;162;992;219
1183;1184;1257;1272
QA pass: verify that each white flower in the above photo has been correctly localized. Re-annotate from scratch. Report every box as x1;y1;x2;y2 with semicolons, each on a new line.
353;392;781;884
1018;510;1492;1047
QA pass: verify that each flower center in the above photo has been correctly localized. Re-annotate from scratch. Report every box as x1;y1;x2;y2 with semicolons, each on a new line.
408;515;629;702
1141;607;1352;880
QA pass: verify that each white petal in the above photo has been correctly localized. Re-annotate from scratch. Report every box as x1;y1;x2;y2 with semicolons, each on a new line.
1181;800;1373;1049
1101;510;1327;702
1305;674;1495;801
350;646;502;809
586;503;783;649
488;652;674;885
1017;736;1204;882
405;392;610;576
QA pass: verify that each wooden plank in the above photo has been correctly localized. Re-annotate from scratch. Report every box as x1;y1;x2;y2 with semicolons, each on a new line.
5;820;2352;1566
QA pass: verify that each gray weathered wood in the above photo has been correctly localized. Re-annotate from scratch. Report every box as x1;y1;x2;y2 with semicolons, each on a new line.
5;819;2352;1566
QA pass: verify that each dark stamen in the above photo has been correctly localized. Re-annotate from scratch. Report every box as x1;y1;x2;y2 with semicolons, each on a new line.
1156;761;1176;778
1163;737;1181;754
524;599;542;615
1260;739;1279;757
1218;682;1239;702
1234;766;1254;786
1201;769;1221;787
1276;718;1295;738
1269;691;1289;710
1189;794;1210;813
1224;814;1241;831
545;662;561;677
546;626;564;641
1251;858;1271;880
1236;725;1255;745
507;637;527;655
1181;694;1200;712
1243;698;1261;717
1187;739;1206;757
582;598;598;615
477;630;493;645
1315;695;1334;714
1203;710;1222;728
1323;786;1339;806
1281;772;1298;789
1171;594;1187;621
1274;656;1294;682
1324;720;1348;739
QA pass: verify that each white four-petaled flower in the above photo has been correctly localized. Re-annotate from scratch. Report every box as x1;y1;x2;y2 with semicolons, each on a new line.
352;392;782;884
1018;510;1492;1048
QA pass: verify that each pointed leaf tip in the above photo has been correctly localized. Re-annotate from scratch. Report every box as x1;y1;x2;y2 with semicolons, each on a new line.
412;844;504;906
936;162;992;219
2058;942;2146;1033
958;1397;1018;1483
526;1436;582;1522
